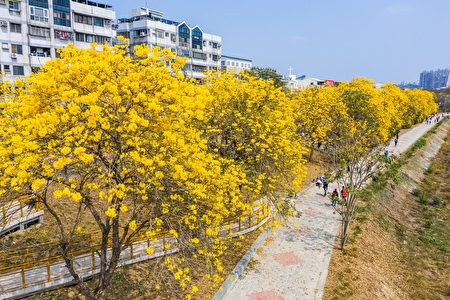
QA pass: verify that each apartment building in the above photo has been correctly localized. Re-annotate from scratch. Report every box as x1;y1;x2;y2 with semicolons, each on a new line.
419;68;450;90
221;55;252;75
0;0;115;81
117;7;222;79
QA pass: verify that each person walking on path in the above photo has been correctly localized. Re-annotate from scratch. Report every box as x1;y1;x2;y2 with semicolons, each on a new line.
384;149;389;159
315;177;322;189
394;137;398;147
323;179;329;196
341;186;347;202
331;188;339;207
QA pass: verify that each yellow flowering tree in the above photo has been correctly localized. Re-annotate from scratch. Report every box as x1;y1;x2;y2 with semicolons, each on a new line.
289;86;344;161
204;72;307;206
403;89;438;127
0;43;248;299
321;79;438;249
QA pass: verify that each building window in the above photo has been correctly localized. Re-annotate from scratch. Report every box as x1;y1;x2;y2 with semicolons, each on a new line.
29;25;50;37
75;32;110;44
8;1;20;11
11;44;23;54
3;65;11;73
93;17;104;27
53;11;71;27
74;13;92;25
177;49;190;57
10;23;22;33
178;23;190;47
31;66;40;73
13;65;25;76
29;0;49;8
226;61;230;66
192;51;206;60
192;65;206;72
30;6;49;23
30;46;51;57
165;32;169;38
133;29;147;37
191;27;203;50
55;29;72;40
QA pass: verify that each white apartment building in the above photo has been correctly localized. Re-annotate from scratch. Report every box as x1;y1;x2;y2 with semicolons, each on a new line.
0;0;115;81
116;7;222;79
221;55;252;75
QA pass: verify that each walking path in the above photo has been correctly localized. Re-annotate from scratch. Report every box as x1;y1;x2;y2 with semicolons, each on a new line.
218;120;445;300
0;200;44;237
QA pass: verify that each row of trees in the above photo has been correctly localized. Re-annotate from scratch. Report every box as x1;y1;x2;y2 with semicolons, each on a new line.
289;79;437;248
0;42;437;299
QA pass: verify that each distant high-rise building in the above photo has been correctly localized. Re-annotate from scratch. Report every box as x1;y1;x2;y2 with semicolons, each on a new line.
419;69;450;90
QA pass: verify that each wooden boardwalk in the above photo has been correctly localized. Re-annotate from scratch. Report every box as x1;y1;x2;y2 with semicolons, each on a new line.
0;204;270;300
0;200;44;237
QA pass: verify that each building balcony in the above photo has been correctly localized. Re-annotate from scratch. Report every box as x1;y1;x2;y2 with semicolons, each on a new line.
73;22;114;37
30;55;52;67
71;1;115;20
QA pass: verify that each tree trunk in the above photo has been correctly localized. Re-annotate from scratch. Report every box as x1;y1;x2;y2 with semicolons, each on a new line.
309;148;315;162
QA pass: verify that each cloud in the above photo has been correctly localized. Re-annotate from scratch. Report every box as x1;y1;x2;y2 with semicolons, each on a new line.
385;3;414;15
291;35;305;42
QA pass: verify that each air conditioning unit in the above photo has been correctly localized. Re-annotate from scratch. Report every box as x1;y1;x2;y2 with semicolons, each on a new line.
11;53;17;59
0;20;7;27
140;32;146;36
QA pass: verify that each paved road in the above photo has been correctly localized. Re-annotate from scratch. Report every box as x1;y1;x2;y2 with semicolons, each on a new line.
221;120;444;300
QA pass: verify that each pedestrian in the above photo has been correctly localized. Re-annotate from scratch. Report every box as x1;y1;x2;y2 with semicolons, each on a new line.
331;188;339;207
315;177;322;189
341;186;347;202
323;180;329;196
384;150;389;159
394;138;398;147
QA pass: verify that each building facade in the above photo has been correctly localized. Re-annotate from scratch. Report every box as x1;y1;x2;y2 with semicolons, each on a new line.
285;74;325;90
0;0;115;81
116;7;222;79
419;69;450;90
221;55;252;74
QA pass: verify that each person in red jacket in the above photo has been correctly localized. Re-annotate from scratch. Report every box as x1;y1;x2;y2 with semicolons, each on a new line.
341;186;347;202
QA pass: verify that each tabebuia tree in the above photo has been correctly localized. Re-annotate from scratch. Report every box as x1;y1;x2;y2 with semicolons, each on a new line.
0;43;246;299
288;86;345;161
0;41;308;299
204;72;307;216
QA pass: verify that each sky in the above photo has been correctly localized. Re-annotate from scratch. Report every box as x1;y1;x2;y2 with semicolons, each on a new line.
103;0;450;83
